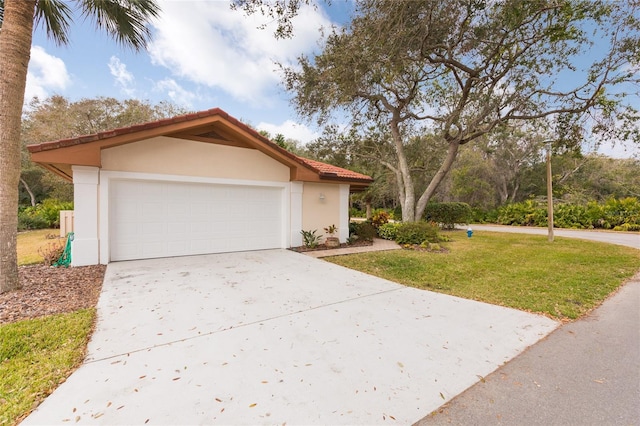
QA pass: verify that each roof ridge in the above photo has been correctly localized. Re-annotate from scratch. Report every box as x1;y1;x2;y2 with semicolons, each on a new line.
27;107;372;184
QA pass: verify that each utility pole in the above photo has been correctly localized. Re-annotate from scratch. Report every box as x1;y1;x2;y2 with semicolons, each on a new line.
546;141;554;242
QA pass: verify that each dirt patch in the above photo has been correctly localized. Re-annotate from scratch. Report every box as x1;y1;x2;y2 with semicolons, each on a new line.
0;265;106;324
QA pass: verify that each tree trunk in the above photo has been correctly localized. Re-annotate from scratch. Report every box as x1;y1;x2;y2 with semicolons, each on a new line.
415;140;460;220
390;117;416;222
0;0;37;293
498;180;509;204
509;182;520;203
20;177;37;207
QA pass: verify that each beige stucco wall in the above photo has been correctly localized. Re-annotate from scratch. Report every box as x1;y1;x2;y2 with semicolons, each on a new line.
301;182;341;242
101;136;290;182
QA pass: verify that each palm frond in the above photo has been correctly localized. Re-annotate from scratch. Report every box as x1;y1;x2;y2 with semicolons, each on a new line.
34;0;73;45
80;0;160;51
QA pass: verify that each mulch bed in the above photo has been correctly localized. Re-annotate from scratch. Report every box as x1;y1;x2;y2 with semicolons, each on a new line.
0;265;106;325
289;239;373;253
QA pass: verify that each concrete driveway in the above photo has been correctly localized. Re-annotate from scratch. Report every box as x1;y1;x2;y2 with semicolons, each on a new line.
24;250;557;425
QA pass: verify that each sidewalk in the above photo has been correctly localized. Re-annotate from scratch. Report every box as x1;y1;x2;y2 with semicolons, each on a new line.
415;272;640;425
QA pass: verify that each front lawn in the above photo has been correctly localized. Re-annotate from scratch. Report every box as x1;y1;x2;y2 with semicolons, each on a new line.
1;229;102;425
17;229;64;266
0;310;95;425
326;231;640;320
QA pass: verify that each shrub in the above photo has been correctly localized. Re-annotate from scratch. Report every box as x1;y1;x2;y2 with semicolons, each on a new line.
613;223;640;232
554;203;591;229
349;207;366;218
394;221;440;245
392;206;402;221
354;222;377;241
377;222;402;240
38;241;64;266
349;221;359;236
599;197;640;229
371;211;390;228
17;211;50;231
493;197;640;230
300;229;321;248
496;200;547;226
18;199;74;230
423;202;472;229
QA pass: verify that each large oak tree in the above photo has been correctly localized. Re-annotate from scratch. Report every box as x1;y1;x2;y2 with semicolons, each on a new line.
241;0;639;221
0;0;160;293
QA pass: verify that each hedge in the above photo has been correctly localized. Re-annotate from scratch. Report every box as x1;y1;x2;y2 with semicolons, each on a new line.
423;202;473;229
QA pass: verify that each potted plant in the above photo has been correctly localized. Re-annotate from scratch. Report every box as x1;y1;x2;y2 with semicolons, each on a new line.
323;224;340;248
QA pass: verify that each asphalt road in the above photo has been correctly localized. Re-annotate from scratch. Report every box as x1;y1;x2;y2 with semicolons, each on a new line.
467;224;639;249
415;225;640;426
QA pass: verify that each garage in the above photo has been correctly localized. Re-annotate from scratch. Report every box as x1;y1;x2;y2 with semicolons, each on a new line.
27;108;372;266
110;179;283;261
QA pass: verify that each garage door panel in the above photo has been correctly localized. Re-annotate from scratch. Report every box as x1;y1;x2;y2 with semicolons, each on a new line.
110;180;283;261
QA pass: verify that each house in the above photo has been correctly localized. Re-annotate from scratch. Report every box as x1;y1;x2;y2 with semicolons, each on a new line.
28;108;372;266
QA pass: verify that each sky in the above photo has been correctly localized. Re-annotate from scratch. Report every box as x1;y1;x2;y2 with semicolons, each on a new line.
27;0;353;144
26;0;638;158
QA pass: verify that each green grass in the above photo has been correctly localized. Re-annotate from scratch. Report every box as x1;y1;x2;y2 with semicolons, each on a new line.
327;231;640;320
0;309;95;425
17;229;62;266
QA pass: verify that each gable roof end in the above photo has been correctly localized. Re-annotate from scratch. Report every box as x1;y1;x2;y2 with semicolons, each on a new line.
27;107;372;189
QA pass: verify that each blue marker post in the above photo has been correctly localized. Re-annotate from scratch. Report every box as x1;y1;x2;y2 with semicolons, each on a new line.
466;227;473;238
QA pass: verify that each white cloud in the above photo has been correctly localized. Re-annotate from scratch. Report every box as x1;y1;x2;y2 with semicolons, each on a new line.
108;56;136;96
24;46;70;102
257;119;319;144
154;78;198;108
148;0;333;104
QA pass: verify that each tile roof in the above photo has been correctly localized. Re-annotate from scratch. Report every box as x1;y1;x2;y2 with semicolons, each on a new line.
27;107;372;185
27;108;236;153
294;156;372;182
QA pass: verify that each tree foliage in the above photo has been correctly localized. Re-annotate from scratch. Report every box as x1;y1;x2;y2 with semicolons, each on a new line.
275;0;638;221
18;96;188;207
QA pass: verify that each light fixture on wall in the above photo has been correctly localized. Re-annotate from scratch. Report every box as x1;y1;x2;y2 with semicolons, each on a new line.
319;193;325;201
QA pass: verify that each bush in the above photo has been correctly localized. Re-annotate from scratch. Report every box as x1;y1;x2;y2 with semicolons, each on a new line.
496;200;547;226
17;211;50;230
554;203;590;229
353;222;377;241
377;222;402;240
18;199;74;230
38;241;64;266
349;207;366;218
392;206;402;221
371;211;390;228
492;197;640;230
423;202;472;229
613;223;640;232
394;221;440;245
599;197;640;229
301;229;321;248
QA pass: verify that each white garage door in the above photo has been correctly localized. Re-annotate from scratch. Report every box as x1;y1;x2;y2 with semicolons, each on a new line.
110;179;283;261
